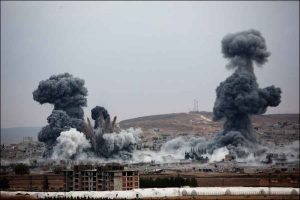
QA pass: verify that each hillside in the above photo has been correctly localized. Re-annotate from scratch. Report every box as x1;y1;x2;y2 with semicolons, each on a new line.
119;112;299;142
1;113;298;145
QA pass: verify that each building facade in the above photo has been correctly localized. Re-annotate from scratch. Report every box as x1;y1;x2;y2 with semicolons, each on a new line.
64;164;139;191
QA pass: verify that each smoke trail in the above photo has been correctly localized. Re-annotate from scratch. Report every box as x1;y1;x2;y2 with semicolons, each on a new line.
211;29;281;157
51;128;91;160
33;73;88;155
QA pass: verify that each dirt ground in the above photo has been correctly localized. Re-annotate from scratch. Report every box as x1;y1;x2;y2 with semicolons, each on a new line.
1;195;299;200
143;195;300;200
141;172;300;188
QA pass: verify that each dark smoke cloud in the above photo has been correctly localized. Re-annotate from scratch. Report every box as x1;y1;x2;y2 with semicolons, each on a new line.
38;110;71;146
91;106;110;129
33;73;88;156
81;106;139;159
33;73;88;119
33;73;139;160
210;29;281;157
221;29;270;69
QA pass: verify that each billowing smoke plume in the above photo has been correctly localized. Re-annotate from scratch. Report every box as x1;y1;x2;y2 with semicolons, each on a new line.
33;73;87;119
33;73;88;155
51;128;91;160
91;106;115;130
81;106;140;159
38;110;71;147
132;136;228;163
132;136;208;163
99;128;141;159
210;147;229;162
210;29;281;157
33;73;141;159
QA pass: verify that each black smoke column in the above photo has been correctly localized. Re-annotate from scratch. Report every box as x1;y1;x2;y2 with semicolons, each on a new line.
212;30;281;156
33;73;88;156
38;110;72;146
91;106;110;129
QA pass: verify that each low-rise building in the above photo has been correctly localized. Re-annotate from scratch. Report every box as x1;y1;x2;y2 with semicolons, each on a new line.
1;137;45;161
64;163;139;191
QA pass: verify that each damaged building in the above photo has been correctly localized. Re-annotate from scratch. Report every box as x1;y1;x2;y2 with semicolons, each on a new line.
64;163;139;191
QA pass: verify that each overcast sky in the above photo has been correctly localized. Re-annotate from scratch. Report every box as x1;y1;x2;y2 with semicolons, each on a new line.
1;1;299;128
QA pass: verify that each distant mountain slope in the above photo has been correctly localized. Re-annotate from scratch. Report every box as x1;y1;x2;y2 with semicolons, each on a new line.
119;112;220;139
2;113;298;145
120;112;299;128
119;112;299;140
1;127;41;144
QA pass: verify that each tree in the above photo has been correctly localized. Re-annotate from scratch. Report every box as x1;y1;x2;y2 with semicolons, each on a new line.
0;177;10;189
185;178;191;186
53;166;62;174
42;175;49;191
174;175;185;187
14;163;30;175
188;177;198;187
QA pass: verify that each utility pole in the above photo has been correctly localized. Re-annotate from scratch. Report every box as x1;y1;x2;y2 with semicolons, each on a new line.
268;173;271;195
29;175;32;191
193;99;199;112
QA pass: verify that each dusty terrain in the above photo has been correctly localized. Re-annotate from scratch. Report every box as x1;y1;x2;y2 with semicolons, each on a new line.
119;112;299;143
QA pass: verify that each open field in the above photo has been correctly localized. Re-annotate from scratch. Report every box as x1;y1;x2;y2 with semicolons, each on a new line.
141;172;300;188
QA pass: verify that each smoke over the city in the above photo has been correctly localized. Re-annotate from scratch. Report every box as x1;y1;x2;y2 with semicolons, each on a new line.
91;106;110;129
210;29;281;157
33;73;88;119
33;73;88;156
33;73;141;160
99;128;141;159
37;110;71;147
84;106;140;159
31;30;291;165
51;128;91;160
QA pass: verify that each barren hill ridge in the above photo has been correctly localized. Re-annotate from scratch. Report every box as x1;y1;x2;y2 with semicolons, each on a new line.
119;112;299;142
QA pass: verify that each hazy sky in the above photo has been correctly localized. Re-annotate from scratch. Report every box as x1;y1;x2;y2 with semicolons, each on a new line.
1;1;299;128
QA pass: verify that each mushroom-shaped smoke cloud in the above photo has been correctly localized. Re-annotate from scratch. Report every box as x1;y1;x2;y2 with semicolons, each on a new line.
222;29;270;69
211;29;281;157
33;73;88;119
33;73;88;156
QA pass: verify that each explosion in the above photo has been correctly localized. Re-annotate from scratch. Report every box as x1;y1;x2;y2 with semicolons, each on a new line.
33;73;88;156
83;106;140;159
33;74;140;159
210;29;281;157
33;30;284;162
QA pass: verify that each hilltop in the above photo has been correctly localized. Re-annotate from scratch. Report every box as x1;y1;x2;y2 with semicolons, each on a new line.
119;112;299;143
1;113;298;145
